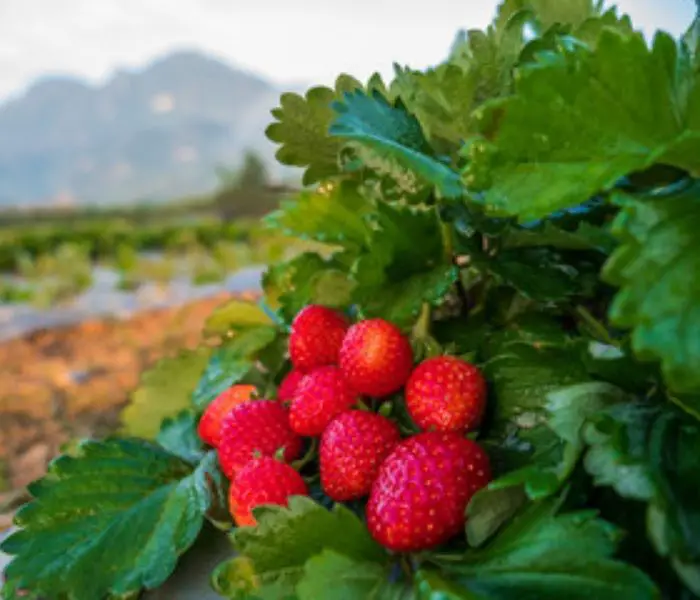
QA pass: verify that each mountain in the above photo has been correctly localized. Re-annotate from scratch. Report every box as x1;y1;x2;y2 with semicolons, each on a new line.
0;51;303;207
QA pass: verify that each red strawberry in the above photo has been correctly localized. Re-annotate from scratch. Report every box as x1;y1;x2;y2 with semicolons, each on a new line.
277;369;305;403
289;305;349;372
366;431;491;552
289;366;358;436
405;356;487;433
229;457;308;526
197;384;257;447
320;410;401;501
339;318;413;397
218;400;303;479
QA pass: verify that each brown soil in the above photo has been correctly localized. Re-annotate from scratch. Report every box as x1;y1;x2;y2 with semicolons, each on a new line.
0;292;256;528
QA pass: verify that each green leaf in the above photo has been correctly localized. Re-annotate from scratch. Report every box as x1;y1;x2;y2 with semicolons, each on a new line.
545;381;629;445
297;550;413;600
264;182;373;252
263;253;353;324
156;410;206;464
204;298;273;337
433;499;659;599
191;330;276;412
330;89;463;198
121;347;212;439
221;497;387;598
466;29;700;219
0;442;222;600
581;402;657;501
502;220;617;254
466;485;528;548
603;184;700;393
265;76;362;185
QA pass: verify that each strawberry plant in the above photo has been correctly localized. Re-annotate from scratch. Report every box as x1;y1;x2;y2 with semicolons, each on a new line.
3;1;700;598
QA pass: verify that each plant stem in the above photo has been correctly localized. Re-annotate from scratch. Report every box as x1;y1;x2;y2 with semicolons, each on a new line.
291;439;317;471
575;305;619;347
413;302;432;339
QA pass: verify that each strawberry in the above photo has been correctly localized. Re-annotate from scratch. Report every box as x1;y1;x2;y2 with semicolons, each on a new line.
289;305;349;372
277;369;305;403
197;384;257;447
289;366;358;436
229;457;308;526
366;431;491;552
405;355;487;433
320;410;401;501
218;400;303;479
339;318;413;397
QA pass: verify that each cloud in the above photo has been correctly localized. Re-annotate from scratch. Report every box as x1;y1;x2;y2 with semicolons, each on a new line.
0;0;695;100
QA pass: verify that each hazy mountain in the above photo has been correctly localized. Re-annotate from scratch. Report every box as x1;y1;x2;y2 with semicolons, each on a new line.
0;51;303;207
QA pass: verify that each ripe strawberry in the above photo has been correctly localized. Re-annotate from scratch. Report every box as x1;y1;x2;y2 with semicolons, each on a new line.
320;410;401;501
218;400;303;479
339;318;413;397
229;457;308;526
289;305;349;372
405;355;487;433
197;384;257;447
277;369;304;403
366;431;491;552
289;366;358;436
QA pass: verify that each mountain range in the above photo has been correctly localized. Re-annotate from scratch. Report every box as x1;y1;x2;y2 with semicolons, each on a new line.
0;51;305;207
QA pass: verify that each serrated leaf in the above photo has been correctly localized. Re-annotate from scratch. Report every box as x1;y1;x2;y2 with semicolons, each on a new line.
432;498;658;599
263;253;353;324
121;347;212;439
467;29;700;220
222;497;387;598
581;402;657;501
297;550;413;600
502;220;617;253
191;331;275;411
264;182;373;252
546;381;628;445
156;410;206;464
265;77;362;185
466;485;528;548
330;89;463;198
0;442;222;600
204;298;273;337
603;184;700;393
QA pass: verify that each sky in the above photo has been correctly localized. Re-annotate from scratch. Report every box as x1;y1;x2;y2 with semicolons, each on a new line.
0;0;696;101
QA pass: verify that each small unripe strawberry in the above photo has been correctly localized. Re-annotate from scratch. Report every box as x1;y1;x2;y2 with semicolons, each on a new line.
320;410;401;501
405;355;487;433
229;457;308;526
277;369;305;403
197;384;257;447
339;318;413;397
289;305;349;372
218;400;302;479
366;431;491;552
289;366;358;436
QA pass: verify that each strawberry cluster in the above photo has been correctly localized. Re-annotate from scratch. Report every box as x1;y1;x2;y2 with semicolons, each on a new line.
196;304;492;552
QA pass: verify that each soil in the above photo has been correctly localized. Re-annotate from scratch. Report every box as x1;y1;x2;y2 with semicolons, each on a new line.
0;291;258;528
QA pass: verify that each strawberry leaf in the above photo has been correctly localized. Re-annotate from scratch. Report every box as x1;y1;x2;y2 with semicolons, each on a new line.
265;77;362;185
426;499;658;599
466;29;700;220
297;550;413;600
0;442;224;600
121;347;212;439
204;298;274;337
603;184;700;393
330;89;463;198
216;496;387;598
156;410;206;464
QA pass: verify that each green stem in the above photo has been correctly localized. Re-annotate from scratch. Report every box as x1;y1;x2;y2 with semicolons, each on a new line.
575;305;619;347
413;302;432;339
291;439;318;471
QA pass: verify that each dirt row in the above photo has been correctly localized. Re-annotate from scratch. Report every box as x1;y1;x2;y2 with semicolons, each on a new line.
0;292;254;529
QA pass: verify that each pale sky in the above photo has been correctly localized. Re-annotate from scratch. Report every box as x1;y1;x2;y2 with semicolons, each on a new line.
0;0;696;101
